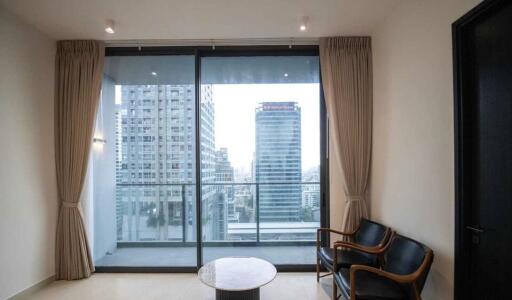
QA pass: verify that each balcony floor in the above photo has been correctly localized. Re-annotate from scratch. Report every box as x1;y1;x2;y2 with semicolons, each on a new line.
95;245;316;267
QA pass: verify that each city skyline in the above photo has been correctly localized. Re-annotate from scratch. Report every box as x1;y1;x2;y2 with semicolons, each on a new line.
113;82;320;243
209;83;320;171
116;83;321;179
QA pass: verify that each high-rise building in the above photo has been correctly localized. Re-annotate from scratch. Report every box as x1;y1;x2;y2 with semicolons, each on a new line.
117;85;196;186
116;84;219;241
234;188;254;223
215;148;234;182
302;167;320;209
302;185;320;208
255;102;302;222
198;85;223;241
215;148;237;223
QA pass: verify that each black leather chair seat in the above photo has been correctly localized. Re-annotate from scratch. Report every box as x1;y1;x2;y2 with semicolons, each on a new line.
319;247;376;270
335;268;406;300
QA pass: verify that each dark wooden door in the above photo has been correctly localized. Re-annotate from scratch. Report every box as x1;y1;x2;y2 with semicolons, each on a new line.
454;0;512;299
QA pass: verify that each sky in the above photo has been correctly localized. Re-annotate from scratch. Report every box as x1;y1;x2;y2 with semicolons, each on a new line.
210;83;320;172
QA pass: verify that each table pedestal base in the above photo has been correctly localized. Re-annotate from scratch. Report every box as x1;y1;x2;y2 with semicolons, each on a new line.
216;288;260;300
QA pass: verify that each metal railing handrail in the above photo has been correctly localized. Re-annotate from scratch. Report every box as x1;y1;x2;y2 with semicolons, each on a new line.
117;181;320;186
116;181;321;243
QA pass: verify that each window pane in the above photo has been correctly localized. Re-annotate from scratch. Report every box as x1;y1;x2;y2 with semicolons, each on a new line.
93;55;197;267
200;56;320;265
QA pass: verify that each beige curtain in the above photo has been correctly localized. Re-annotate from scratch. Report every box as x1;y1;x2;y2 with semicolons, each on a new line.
320;37;372;233
55;40;104;280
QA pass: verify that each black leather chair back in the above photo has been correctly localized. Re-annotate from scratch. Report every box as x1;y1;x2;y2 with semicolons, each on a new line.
353;218;388;247
383;235;433;292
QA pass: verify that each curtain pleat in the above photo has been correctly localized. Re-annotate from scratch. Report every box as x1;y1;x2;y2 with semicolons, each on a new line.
319;37;372;233
54;40;104;280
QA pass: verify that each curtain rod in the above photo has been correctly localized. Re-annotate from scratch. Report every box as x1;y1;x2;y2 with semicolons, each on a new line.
104;38;319;47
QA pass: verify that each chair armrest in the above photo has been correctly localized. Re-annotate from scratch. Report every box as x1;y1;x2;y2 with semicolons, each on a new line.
348;265;416;300
350;265;415;284
331;241;386;273
332;230;393;273
317;227;359;237
333;241;387;255
316;227;359;251
334;229;394;255
351;249;433;283
349;250;434;300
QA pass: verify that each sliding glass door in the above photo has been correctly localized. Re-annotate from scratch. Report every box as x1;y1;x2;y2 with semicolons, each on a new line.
94;54;198;268
93;46;325;271
199;54;321;266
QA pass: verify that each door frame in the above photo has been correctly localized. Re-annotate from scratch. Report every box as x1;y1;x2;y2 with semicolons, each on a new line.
195;46;328;272
452;0;506;298
97;45;329;273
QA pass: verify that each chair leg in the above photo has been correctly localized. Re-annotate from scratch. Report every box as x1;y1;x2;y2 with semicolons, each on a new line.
316;257;320;282
332;277;337;300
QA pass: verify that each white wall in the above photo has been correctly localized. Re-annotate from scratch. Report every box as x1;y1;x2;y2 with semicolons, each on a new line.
370;0;480;299
0;6;57;300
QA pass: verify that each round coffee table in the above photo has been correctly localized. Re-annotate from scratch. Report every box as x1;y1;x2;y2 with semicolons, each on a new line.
198;257;277;300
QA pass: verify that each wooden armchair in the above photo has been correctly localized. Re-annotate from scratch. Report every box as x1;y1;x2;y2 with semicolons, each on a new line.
316;218;390;282
332;233;434;300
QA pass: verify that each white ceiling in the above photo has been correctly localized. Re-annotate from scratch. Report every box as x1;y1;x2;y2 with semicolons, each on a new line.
1;0;402;41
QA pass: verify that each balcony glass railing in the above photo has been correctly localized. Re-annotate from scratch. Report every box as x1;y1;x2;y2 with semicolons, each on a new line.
115;182;320;244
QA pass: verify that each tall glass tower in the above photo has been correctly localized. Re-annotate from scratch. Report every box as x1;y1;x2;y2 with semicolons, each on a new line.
116;84;218;241
255;102;302;222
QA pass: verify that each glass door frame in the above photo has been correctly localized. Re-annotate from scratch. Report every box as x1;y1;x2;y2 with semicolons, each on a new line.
98;45;329;273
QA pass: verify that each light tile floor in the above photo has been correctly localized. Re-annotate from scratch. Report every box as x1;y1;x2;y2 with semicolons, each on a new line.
27;273;334;300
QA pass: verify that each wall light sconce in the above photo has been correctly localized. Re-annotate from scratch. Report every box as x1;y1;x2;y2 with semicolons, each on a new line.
93;93;107;148
93;137;107;144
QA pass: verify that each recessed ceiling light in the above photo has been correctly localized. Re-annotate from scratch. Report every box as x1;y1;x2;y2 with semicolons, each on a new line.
151;71;157;76
284;73;289;77
105;19;115;34
299;16;309;32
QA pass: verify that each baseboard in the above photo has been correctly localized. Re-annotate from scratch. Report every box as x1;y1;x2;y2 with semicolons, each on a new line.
6;275;55;300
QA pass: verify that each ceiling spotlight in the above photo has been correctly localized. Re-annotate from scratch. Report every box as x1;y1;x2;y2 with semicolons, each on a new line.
299;16;309;31
284;73;289;77
151;71;157;76
105;19;115;34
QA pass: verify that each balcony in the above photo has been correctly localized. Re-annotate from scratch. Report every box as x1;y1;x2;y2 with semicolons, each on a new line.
94;182;321;268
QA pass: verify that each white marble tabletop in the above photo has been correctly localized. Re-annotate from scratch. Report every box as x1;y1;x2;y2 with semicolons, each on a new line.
198;257;277;291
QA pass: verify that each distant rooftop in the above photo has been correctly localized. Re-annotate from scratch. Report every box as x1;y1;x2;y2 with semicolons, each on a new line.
257;102;299;111
228;222;319;234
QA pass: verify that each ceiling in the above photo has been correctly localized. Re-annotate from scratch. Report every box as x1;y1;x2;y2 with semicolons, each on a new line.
1;0;402;41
